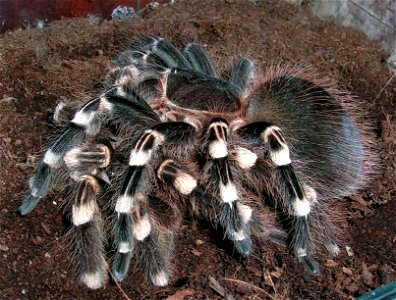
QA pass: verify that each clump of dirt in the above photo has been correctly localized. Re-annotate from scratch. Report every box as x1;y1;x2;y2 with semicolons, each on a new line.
0;1;395;299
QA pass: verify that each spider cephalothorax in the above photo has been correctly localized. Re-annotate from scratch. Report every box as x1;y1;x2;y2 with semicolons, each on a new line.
20;37;376;289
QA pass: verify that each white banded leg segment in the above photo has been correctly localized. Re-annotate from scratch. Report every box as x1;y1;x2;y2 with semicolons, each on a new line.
132;210;152;241
113;166;146;281
129;130;165;166
262;126;291;166
233;147;257;169
20;125;86;215
278;162;319;274
71;98;103;135
151;270;169;287
213;159;238;204
255;123;319;274
207;120;229;159
80;270;107;290
293;198;311;217
157;159;197;195
72;176;108;289
72;175;101;226
43;149;63;168
237;203;253;224
205;118;252;256
64;144;111;173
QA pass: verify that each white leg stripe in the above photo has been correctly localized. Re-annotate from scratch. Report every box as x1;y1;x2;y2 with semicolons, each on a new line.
238;203;253;224
80;271;106;290
220;183;238;203
72;202;95;226
174;172;197;195
116;86;127;97
234;147;257;169
270;147;291;166
43;149;62;168
233;230;246;241
304;185;318;203
72;110;96;127
128;150;151;166
209;140;228;159
293;198;311;216
133;214;151;241
115;74;132;86
99;96;113;112
53;101;66;122
64;148;81;168
151;270;169;286
115;195;134;213
118;242;132;253
297;248;307;257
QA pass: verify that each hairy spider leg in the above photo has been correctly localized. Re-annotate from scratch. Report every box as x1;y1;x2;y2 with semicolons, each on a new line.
183;43;217;77
71;175;108;289
238;122;320;275
230;57;255;93
113;122;196;285
124;36;191;69
20;125;86;215
203;118;253;256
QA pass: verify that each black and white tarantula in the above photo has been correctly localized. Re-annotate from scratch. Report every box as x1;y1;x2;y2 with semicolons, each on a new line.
20;37;376;289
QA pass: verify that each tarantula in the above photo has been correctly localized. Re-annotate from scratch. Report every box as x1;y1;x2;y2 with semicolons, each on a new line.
20;37;375;289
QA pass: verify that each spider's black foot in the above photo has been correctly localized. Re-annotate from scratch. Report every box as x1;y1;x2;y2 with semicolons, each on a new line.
112;252;133;282
19;194;39;215
234;236;253;257
300;255;320;276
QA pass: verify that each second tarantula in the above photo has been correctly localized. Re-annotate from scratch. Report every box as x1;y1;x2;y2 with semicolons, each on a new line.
20;37;375;289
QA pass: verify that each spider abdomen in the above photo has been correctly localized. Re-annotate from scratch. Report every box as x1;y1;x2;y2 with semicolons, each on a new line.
247;73;370;199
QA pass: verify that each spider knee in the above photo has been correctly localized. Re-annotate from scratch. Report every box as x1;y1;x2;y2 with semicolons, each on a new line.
157;160;197;195
262;126;291;166
72;175;101;226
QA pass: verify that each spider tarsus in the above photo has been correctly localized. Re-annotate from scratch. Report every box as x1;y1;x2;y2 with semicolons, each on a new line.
234;236;253;257
183;43;217;76
230;57;255;93
19;194;40;215
150;270;169;286
112;252;133;282
300;255;320;277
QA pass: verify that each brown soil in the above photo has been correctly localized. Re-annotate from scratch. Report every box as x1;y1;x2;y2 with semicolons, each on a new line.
0;1;395;299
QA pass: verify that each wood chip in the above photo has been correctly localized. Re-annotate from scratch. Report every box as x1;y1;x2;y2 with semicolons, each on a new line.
325;259;338;268
342;267;353;276
191;249;202;256
246;266;262;277
0;244;9;252
40;222;51;235
208;276;236;300
361;262;374;286
166;289;196;300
